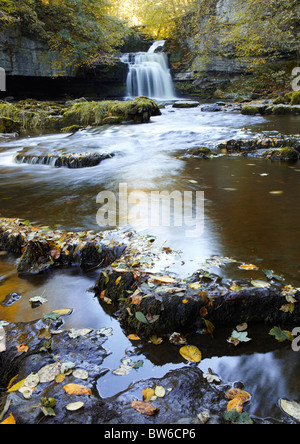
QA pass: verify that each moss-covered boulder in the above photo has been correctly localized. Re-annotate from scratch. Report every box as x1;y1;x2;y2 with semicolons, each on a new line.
61;96;161;127
291;91;300;105
241;104;267;115
263;147;299;161
0;117;21;133
184;146;212;158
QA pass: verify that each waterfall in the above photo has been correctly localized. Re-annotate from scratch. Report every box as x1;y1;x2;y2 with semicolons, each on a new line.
121;40;176;100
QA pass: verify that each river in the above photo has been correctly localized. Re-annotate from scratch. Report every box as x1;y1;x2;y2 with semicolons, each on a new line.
0;104;300;421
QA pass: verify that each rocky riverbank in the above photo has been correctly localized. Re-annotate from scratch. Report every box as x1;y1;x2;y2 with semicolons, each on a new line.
0;97;161;134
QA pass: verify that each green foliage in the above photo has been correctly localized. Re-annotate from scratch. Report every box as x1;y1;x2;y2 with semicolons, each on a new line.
0;0;131;67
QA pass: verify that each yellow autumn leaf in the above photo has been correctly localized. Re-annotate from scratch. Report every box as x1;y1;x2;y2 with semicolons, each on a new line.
63;383;92;396
0;413;16;424
7;378;26;393
149;275;178;284
179;345;202;363
239;264;259;270
127;334;141;341
189;282;201;289
149;334;163;345
142;387;155;402
226;388;251;413
52;308;73;316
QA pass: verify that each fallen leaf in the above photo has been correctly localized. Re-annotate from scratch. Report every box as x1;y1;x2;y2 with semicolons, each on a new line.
280;399;300;421
239;264;259;271
169;332;187;345
135;311;148;324
179;345;202;363
63;383;92;396
142;387;155;402
269;326;294;342
204;319;215;338
72;369;89;380
52;308;73;317
127;334;141;341
17;344;28;353
236;323;248;332
66;401;84;411
7;378;26;393
226;388;251;413
155;385;166;398
251;280;271;288
38;362;61;383
149;334;163;345
189;282;201;289
131;400;159;416
149;275;178;285
0;413;16;424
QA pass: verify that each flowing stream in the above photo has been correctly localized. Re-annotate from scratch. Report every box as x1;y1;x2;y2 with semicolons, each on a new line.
0;102;300;421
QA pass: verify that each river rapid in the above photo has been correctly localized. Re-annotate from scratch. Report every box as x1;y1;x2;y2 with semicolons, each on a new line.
0;103;300;421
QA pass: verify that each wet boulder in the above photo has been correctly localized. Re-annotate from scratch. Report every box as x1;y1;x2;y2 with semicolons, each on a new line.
14;151;114;168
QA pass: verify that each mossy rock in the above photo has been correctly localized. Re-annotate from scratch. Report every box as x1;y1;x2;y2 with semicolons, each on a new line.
291;91;300;105
0;117;21;133
241;104;267;115
263;147;299;161
61;125;84;133
185;146;211;158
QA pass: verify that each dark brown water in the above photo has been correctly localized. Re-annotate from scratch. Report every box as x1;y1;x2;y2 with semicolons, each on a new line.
0;105;300;422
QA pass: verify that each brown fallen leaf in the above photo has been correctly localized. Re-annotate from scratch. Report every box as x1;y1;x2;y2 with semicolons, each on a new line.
63;383;92;396
131;400;159;416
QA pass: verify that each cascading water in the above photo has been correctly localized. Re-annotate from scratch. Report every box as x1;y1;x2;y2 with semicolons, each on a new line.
121;40;176;100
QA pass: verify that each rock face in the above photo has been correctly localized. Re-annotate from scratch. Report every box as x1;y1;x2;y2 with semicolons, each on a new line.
0;26;76;78
166;0;298;96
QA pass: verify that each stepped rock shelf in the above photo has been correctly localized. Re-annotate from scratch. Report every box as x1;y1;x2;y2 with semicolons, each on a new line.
0;97;161;133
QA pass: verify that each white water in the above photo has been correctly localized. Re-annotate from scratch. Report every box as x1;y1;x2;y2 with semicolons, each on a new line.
121;40;176;100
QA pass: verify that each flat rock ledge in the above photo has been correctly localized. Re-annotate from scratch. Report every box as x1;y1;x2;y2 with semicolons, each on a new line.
14;152;114;168
93;269;300;337
0;218;126;275
0;320;288;424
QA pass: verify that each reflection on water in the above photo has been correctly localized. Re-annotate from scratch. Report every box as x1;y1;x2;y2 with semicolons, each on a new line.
0;105;300;420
